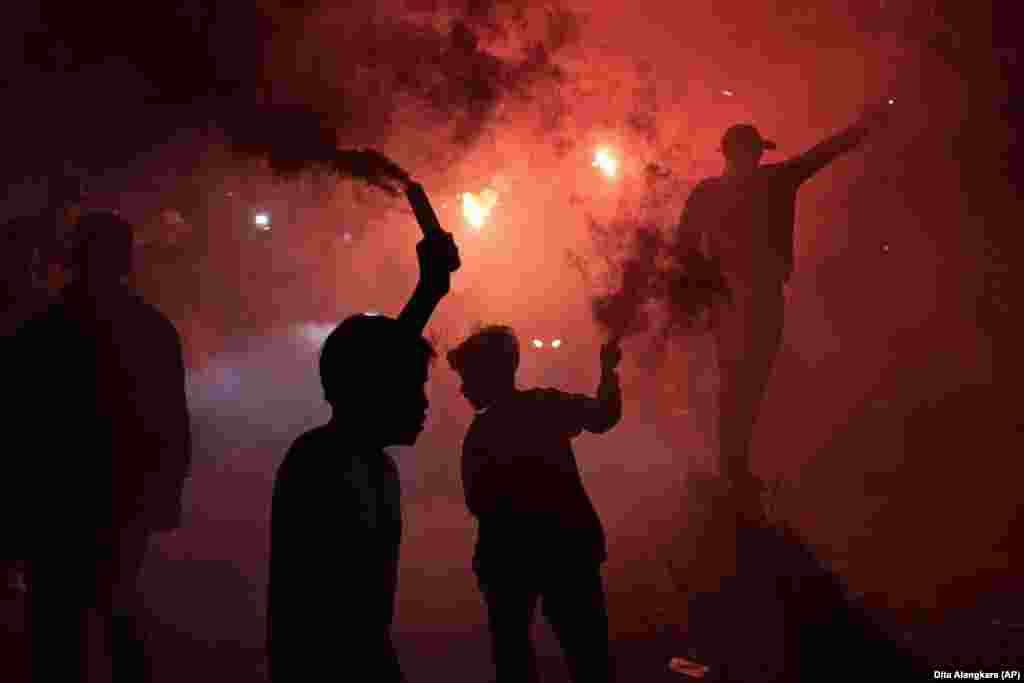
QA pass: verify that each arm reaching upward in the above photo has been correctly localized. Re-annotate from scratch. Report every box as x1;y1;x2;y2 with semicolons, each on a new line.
784;107;890;184
578;340;623;434
542;340;623;437
397;183;461;335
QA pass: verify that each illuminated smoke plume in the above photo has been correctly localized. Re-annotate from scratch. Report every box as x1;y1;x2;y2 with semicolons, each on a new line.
210;1;585;180
579;159;730;350
222;106;411;192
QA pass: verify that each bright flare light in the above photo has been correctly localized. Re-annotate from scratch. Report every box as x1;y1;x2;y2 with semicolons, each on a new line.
551;339;562;348
532;339;544;348
592;148;619;178
253;212;271;229
462;189;499;229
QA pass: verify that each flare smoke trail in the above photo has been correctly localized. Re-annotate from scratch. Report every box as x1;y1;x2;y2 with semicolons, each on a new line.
579;155;730;349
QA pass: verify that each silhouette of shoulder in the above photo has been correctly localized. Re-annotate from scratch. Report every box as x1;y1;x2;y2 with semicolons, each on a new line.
274;426;376;503
128;291;179;332
276;426;334;479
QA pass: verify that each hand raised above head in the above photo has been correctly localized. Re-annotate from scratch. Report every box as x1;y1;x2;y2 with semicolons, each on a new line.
415;231;460;295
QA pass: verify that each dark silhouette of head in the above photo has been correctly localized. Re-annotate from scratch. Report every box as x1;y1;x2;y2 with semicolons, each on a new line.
721;124;777;174
72;211;134;287
447;325;520;411
320;314;436;448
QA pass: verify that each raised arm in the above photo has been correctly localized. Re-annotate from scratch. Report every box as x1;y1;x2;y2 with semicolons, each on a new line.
397;183;460;335
576;340;623;434
784;107;891;184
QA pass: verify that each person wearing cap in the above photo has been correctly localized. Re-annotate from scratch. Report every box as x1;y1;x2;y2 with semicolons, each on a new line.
670;108;891;679
678;107;890;492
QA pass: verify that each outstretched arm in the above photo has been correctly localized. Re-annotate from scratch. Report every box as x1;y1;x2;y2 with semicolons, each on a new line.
785;107;890;184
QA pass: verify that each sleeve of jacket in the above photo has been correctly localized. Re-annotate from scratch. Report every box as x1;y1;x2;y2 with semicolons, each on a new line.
542;376;622;438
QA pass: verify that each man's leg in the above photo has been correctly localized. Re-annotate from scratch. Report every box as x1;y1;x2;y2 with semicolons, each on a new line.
714;284;785;484
540;564;614;683
99;528;152;683
27;553;91;681
478;569;542;683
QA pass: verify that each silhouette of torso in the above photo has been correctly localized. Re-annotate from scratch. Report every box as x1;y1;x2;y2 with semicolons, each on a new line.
461;388;606;574
9;284;188;536
267;423;403;672
687;163;808;285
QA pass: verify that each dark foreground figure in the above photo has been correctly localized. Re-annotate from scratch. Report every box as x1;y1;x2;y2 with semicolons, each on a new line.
266;215;459;682
7;210;191;681
447;326;623;683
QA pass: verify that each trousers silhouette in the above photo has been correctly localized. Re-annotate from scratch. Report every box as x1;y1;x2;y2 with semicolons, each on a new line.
713;280;785;481
28;527;151;682
478;562;614;683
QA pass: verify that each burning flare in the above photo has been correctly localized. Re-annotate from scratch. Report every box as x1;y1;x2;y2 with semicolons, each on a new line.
462;189;499;229
593;147;619;178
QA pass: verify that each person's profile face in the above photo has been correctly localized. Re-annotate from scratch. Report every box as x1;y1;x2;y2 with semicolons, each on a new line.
381;363;430;448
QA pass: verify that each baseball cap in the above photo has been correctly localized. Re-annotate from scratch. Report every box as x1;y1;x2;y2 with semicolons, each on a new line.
721;124;777;157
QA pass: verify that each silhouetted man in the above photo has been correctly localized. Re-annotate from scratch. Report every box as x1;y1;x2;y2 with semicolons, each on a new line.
9;210;191;681
678;108;890;491
447;327;622;683
266;204;459;682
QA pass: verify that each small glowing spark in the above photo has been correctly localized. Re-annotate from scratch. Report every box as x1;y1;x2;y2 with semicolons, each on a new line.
532;339;544;348
162;209;185;225
551;339;562;348
253;212;271;229
365;311;380;316
721;89;735;97
592;148;619;178
462;189;499;229
342;232;353;242
888;98;895;105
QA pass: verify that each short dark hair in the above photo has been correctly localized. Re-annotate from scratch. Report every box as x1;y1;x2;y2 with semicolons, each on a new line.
73;210;134;280
447;324;519;379
319;314;436;407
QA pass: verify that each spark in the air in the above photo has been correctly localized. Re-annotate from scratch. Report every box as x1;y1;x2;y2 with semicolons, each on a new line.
532;339;544;348
462;189;499;229
592;147;619;178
